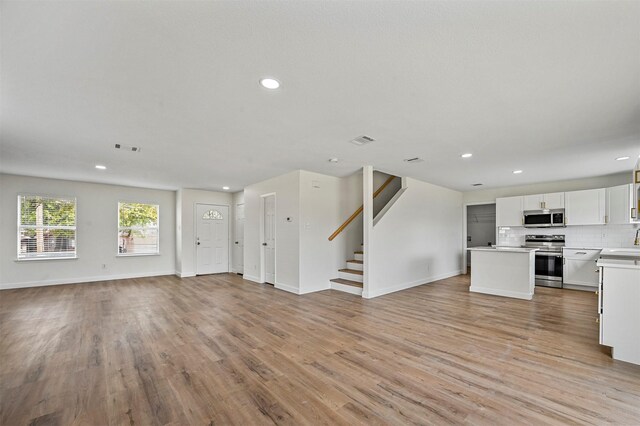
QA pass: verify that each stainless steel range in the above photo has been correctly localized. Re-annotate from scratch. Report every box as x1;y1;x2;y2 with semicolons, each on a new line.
524;234;565;288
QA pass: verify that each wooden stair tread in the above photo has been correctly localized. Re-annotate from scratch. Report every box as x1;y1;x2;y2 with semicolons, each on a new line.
339;268;363;275
354;250;363;254
347;259;363;264
330;278;363;288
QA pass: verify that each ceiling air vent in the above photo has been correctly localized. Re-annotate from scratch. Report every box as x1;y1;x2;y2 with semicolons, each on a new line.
115;143;141;152
350;135;375;146
403;157;424;163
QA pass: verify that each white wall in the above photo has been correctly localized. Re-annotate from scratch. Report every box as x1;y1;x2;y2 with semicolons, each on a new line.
463;172;630;204
367;177;463;298
175;188;233;277
299;171;344;293
243;170;301;293
0;174;176;289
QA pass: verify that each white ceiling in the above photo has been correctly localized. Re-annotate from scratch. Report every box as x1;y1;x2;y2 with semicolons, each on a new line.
1;1;639;192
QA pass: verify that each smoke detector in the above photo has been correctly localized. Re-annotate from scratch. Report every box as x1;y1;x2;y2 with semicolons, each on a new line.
115;144;141;152
350;135;375;146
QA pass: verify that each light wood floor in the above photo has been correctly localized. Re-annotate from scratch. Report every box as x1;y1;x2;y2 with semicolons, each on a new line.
1;273;639;425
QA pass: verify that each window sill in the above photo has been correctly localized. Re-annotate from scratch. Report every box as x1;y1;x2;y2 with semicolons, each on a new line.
116;253;161;258
15;256;78;262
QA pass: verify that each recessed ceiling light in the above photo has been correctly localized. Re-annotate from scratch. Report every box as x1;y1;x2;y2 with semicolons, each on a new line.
472;183;483;186
222;186;230;190
615;156;630;161
95;165;106;170
259;78;280;89
461;153;473;158
513;170;523;174
328;158;339;163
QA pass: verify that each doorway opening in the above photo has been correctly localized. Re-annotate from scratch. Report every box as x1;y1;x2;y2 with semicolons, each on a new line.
465;203;496;272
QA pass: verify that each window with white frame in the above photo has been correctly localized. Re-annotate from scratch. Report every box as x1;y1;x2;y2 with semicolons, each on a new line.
18;195;77;259
118;202;159;255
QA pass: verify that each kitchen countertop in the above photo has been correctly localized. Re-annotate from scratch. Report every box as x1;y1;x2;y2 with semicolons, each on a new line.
597;258;640;269
563;247;603;250
467;246;538;253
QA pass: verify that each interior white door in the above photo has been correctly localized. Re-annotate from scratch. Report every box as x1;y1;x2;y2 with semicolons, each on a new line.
233;203;245;273
196;204;229;275
263;195;276;284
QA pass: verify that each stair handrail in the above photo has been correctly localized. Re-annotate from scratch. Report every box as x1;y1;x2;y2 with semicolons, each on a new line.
328;175;395;241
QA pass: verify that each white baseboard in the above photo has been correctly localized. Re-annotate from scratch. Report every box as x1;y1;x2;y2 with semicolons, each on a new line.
364;270;462;299
470;286;533;300
300;284;331;294
1;270;176;291
175;271;196;278
275;282;301;295
243;274;262;283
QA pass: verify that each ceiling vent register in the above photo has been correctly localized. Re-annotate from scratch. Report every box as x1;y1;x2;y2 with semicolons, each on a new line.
115;144;141;152
350;135;375;146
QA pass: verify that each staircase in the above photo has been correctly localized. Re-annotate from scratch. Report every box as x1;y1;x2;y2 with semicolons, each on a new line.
330;247;364;295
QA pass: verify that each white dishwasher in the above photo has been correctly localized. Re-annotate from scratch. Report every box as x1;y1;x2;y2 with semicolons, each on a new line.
562;248;602;290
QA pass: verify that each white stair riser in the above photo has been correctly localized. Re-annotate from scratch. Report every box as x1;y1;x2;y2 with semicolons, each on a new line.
354;253;364;261
330;282;363;295
346;261;363;271
338;271;363;282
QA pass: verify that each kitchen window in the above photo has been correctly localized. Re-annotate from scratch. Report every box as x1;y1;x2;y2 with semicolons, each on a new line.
18;195;77;259
118;202;159;255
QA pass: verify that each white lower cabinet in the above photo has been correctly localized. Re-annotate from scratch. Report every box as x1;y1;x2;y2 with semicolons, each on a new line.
563;249;601;289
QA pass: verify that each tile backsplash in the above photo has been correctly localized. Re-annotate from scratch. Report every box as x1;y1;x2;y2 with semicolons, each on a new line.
498;223;640;249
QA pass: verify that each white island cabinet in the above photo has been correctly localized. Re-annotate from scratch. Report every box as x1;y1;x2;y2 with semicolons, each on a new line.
467;247;537;300
597;249;640;365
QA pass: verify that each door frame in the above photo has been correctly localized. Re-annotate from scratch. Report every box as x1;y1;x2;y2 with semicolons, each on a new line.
194;202;231;275
259;193;276;284
462;201;497;273
233;202;245;274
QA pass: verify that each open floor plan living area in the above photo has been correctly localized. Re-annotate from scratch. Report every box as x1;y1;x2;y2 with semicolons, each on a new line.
1;1;639;424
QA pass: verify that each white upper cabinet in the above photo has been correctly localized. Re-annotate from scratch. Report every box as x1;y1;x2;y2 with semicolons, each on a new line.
523;194;544;211
543;192;565;209
565;188;606;225
496;196;523;227
606;184;632;224
523;192;564;210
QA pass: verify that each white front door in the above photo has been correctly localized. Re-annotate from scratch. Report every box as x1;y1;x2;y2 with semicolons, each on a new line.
196;204;229;275
233;203;245;273
263;195;276;284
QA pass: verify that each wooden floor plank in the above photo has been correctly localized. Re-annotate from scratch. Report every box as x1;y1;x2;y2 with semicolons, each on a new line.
1;273;639;425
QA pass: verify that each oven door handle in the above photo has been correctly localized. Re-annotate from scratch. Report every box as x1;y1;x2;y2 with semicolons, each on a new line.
536;252;563;257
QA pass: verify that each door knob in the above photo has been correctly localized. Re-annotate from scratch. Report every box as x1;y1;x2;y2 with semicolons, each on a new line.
197;242;200;245
262;243;267;246
235;241;239;244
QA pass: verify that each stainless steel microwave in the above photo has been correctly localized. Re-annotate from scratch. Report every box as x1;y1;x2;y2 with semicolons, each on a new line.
523;209;565;228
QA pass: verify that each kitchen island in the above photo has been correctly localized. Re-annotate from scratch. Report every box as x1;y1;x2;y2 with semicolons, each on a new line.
597;248;640;365
467;247;538;300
